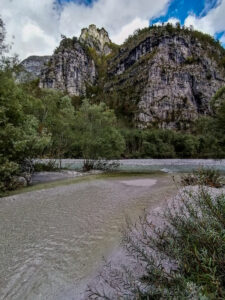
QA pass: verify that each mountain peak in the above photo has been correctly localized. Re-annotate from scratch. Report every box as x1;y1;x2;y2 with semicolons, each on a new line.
79;24;112;55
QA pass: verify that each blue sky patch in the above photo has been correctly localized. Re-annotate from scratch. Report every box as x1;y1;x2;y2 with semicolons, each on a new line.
215;31;225;40
150;0;224;46
150;0;219;25
57;0;94;6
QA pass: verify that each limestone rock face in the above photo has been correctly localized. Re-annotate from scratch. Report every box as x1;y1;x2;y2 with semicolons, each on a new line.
39;38;96;96
107;30;225;128
79;24;112;55
20;25;225;129
19;55;51;81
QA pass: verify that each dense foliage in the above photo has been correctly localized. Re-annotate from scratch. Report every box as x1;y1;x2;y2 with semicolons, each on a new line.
0;71;124;191
121;122;225;159
0;68;51;193
72;99;125;170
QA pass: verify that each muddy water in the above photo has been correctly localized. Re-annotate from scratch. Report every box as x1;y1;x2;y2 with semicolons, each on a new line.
0;174;176;300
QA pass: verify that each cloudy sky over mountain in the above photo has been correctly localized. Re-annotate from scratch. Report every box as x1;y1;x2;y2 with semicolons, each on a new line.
0;0;225;60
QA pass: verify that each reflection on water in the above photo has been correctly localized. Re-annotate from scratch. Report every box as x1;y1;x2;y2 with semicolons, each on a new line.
0;175;177;300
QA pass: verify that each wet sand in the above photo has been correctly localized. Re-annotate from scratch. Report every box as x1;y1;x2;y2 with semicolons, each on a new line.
0;173;177;300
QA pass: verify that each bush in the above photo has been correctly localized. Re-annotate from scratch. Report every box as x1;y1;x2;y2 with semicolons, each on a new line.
184;56;199;64
82;159;119;172
33;160;59;172
181;168;224;188
87;183;225;299
0;159;19;194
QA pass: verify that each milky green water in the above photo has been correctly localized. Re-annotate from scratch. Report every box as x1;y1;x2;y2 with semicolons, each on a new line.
0;174;176;300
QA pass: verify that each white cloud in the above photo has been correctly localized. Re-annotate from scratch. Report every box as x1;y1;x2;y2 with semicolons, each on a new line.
184;0;225;39
0;0;60;59
166;17;180;26
153;17;180;27
21;23;57;55
59;0;169;39
0;0;170;60
111;18;149;45
2;0;224;61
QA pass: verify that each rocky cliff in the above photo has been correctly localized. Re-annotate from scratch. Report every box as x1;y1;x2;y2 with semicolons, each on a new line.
19;55;50;81
105;25;225;128
39;37;96;96
38;25;113;96
21;24;225;129
79;24;112;56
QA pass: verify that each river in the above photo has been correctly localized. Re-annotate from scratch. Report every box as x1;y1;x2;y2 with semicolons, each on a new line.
0;173;177;300
1;159;225;299
35;158;225;173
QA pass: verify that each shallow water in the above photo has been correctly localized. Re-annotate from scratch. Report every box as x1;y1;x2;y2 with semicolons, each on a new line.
0;174;176;300
36;158;225;173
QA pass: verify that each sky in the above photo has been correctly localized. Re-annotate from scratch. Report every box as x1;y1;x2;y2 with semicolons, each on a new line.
0;0;225;60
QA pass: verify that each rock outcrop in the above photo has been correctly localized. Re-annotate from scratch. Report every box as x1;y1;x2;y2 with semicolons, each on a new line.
20;24;225;128
106;26;225;128
79;24;112;56
19;55;50;81
39;37;96;96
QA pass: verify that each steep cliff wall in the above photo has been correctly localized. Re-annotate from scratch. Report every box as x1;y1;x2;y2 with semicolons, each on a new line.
21;24;225;129
20;55;51;81
106;26;225;128
39;37;96;96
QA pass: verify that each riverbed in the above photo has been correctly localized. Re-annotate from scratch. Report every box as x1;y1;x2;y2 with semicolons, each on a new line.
0;173;177;300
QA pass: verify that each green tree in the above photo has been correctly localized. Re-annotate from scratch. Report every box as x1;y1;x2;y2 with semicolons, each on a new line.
74;100;125;170
47;94;75;167
0;70;51;161
0;70;51;192
0;17;7;59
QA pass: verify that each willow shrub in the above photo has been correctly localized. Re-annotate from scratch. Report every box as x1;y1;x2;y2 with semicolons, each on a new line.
181;168;224;188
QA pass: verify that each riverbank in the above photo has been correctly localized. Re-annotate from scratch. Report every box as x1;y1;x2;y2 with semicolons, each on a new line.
0;172;177;299
3;170;168;198
1;170;104;197
31;170;105;185
84;184;225;299
4;158;224;197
